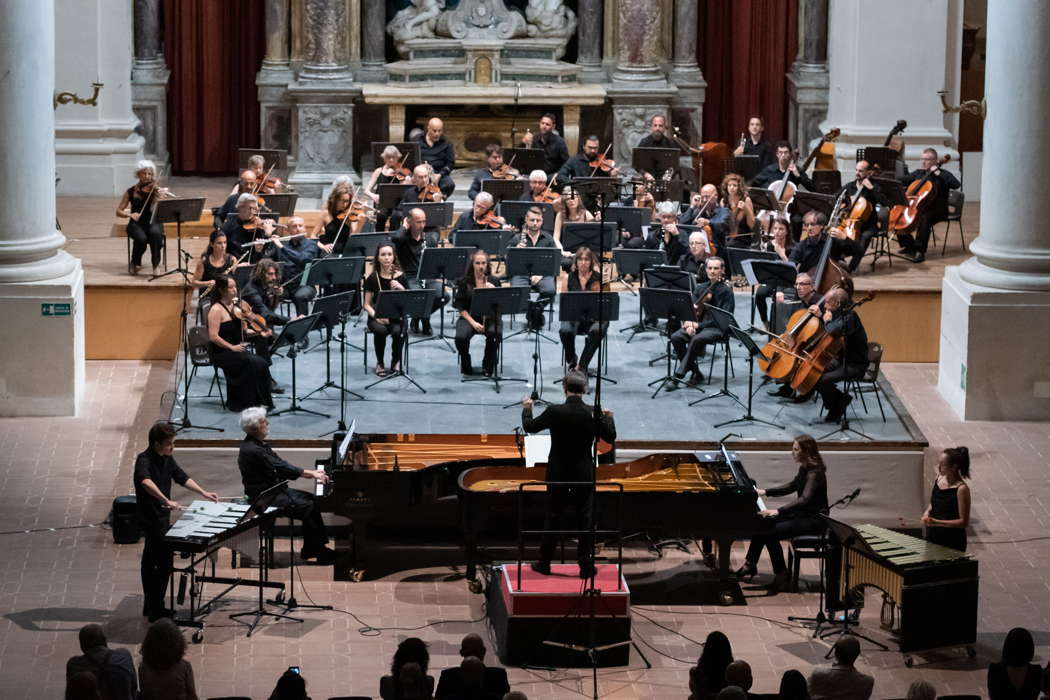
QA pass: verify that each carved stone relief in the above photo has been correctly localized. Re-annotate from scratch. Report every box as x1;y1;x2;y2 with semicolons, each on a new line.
297;105;352;168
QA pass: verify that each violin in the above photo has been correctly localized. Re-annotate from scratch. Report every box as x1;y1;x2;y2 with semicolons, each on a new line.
382;152;413;182
241;216;282;233
588;151;618;176
231;298;268;336
419;182;442;202
491;153;521;180
477;209;507;229
534;173;561;204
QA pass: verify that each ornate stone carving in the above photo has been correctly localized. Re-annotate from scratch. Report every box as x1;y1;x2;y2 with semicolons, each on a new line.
436;0;526;41
298;105;352;168
388;0;445;49
613;105;655;163
525;0;577;40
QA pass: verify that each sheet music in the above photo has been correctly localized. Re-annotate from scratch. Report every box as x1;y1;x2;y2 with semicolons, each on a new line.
337;419;356;464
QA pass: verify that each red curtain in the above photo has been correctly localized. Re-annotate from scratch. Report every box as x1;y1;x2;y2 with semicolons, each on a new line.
698;0;799;146
164;0;266;175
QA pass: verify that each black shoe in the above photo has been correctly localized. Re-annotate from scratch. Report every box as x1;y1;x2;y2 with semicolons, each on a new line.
301;546;336;565
420;320;433;336
734;561;757;580
411;318;421;334
270;379;285;395
530;561;551;576
769;384;794;398
565;355;578;371
790;390;814;404
825;394;853;423
687;370;704;387
578;562;598;580
460;353;473;376
673;366;687;380
911;252;925;263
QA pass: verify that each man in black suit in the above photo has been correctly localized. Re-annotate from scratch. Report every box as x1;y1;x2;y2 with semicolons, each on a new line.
522;371;616;579
434;634;510;699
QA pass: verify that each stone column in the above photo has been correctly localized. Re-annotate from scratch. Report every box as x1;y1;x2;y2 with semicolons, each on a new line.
670;0;706;145
0;0;85;415
937;0;1050;421
359;0;388;82
611;0;667;85
300;0;353;81
257;0;294;152
823;0;957;173
132;0;171;164
576;0;604;83
786;0;829;151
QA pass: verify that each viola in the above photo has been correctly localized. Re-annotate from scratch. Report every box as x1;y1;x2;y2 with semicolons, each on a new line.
231;298;268;336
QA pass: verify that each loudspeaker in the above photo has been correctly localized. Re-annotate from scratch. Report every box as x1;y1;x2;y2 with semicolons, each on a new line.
111;495;141;544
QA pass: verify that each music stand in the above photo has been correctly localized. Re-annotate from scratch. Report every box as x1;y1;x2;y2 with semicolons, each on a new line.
857;147;898;173
453;229;509;259
341;233;391;259
229;480;300;637
259;193;298;218
745;258;798;330
415;246;472;352
871;177;907;208
150;197;205;282
366;289;432;393
641;288;699;398
378;183;414;211
632;147;680;177
792;191;837;221
503;247;560;343
300;289;364;411
503;147;546;175
714;326;786;430
500;200;556;232
729;155;762;182
238;148;287;171
688;304;744;408
269;313;328;418
816;515;889;653
603;206;649;239
747;187;782;215
371;141;421;170
463;286;529;393
558;291;620;385
413;201;454;228
644;265;696;365
569;177;622;202
613;249;665;341
482;178;529;205
561;222;618;255
811;170;842;195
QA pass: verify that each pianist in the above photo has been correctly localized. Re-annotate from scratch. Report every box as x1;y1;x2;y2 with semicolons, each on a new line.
134;421;220;622
237;407;335;564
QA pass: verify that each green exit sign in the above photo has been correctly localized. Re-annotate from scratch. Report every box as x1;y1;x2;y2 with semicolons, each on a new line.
41;303;71;317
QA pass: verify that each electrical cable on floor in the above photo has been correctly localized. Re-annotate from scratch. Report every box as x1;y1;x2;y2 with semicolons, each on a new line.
632;605;811;633
0;521;108;536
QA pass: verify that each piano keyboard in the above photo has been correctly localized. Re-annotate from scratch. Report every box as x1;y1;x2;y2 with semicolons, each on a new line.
314;460;327;497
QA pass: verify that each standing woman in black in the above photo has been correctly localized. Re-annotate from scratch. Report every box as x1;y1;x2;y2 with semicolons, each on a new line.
921;446;971;551
362;243;408;377
737;434;829;590
206;275;274;411
454;249;502;376
116;159;169;275
559;246;608;374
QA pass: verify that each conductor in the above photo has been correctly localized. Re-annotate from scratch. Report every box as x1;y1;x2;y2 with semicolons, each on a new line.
521;371;616;580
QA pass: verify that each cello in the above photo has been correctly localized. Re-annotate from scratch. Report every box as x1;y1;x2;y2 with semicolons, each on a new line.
836;164;881;241
767;128;841;214
888;154;951;235
787;292;874;395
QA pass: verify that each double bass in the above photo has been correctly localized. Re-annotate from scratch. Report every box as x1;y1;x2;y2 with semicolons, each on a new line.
888;154;951;235
671;126;730;187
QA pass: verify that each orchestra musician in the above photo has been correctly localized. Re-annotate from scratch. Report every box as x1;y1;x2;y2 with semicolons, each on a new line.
237;407;334;564
789;211;860;272
415;117;456;198
558;135;621;211
454;249;503;377
840;160;889;272
191;229;236;299
241;259;297;369
752;142;816;238
222;193;276;263
677;230;712;283
116;160;170;275
271;216;318;316
679;184;730;252
365;145;409;231
645;201;687;263
562;189;594;224
670;256;734;386
896;148;961;263
228;154;266;196
559;246;609;374
736;434;830;592
216;169;259;225
395;164;444;229
813;287;869;423
732;116;775;170
134;420;219;622
520;169;564;238
508;206;558;328
450;191;510;233
768;274;822;400
392;207;444;336
520;112;570;176
316;186;355;255
752;219;797;331
921;446;971;552
521;370;616;580
637;114;675;150
623;173;657;223
206;275;274;412
720;173;756;244
467;144;521;200
361;243;407;377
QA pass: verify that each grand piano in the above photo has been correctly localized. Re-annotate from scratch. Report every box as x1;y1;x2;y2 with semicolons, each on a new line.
458;450;772;598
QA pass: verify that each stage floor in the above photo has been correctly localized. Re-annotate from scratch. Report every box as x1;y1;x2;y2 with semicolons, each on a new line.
174;290;921;445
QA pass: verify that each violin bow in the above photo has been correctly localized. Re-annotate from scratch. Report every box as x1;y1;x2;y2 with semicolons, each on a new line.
589;143;614;177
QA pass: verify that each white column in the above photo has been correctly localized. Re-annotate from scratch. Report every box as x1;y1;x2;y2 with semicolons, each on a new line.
0;0;85;416
937;0;1050;421
823;0;959;174
54;0;145;195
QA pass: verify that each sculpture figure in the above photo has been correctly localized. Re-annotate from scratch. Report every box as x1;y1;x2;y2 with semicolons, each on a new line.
388;0;445;47
525;0;577;40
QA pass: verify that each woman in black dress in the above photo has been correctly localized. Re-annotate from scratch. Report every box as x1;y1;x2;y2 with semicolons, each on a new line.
192;230;236;294
454;249;502;376
314;186;354;255
206;275;273;411
362;243;408;376
736;434;829;590
921;446;971;551
559;246;608;373
115;159;169;275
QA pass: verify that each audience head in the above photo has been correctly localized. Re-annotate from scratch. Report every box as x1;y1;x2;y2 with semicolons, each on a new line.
392;637;430;676
831;635;861;667
724;660;753;691
1001;627;1035;667
140;618;187;671
271;668;308;700
777;669;809;700
460;633;487;660
77;623;107;653
717;687;748;700
695;630;733;688
66;671;102;700
905;679;936;700
461;656;485;688
940;446;971;480
398;661;428;699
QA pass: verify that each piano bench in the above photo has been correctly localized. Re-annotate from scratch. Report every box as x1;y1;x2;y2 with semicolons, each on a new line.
788;534;825;593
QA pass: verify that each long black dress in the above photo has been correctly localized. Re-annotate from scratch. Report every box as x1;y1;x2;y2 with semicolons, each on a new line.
926;481;967;552
209;308;273;411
